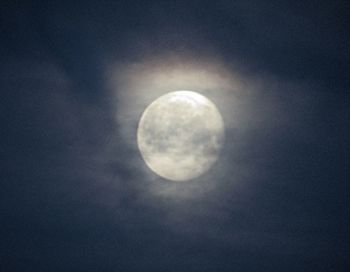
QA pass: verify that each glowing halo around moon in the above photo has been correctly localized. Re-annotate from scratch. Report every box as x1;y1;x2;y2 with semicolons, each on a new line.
137;91;225;181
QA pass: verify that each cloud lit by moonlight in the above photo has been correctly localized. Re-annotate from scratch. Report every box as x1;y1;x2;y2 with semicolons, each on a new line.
106;53;306;192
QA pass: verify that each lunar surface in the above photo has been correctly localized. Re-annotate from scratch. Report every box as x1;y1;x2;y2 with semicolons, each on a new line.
137;91;224;181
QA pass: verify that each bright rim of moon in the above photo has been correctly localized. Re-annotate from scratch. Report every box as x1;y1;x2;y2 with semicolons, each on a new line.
137;91;224;181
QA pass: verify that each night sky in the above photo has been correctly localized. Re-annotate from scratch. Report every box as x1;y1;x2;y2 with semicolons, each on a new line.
1;1;349;271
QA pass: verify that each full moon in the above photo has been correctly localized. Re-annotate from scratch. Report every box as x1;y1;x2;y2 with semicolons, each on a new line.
137;91;224;181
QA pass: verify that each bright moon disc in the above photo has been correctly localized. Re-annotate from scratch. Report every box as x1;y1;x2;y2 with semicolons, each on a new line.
137;91;224;181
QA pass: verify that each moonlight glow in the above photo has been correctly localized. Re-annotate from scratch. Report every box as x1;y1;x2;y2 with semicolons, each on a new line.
137;91;224;181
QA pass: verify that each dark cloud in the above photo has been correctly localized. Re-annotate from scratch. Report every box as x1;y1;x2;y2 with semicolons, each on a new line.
1;1;349;271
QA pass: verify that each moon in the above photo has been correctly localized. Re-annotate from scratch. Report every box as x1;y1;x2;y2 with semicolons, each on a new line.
137;91;225;181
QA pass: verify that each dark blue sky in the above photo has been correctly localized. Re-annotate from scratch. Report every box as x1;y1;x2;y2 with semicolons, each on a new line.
1;1;349;271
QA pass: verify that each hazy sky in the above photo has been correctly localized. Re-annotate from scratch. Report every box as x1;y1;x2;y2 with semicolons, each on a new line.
1;1;349;271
